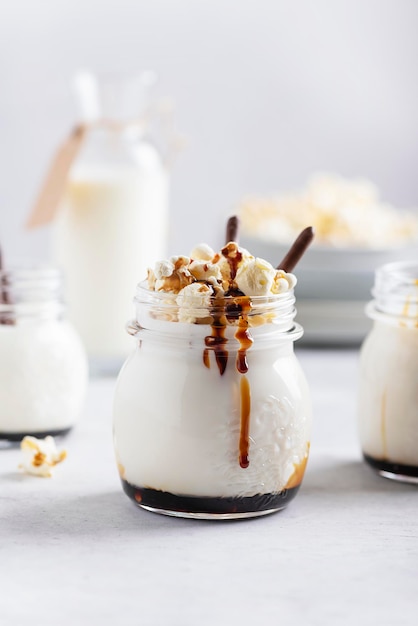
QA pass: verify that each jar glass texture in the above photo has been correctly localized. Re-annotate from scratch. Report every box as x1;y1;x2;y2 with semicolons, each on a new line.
358;261;418;482
113;284;312;519
0;264;88;440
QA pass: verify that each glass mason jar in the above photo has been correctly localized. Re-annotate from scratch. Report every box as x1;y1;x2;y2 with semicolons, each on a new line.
51;71;169;371
0;264;88;441
358;261;418;482
113;283;312;519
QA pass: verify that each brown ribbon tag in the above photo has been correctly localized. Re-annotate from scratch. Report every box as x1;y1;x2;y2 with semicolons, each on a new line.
26;125;87;229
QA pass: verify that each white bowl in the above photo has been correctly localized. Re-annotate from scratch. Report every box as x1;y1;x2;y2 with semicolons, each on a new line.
241;236;418;345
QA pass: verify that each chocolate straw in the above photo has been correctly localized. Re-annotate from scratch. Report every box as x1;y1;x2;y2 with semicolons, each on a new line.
0;244;13;325
0;244;6;302
225;215;240;244
277;226;314;272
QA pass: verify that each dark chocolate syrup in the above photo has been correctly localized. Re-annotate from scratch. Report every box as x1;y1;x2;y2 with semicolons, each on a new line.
364;453;418;479
203;302;228;375
122;478;300;515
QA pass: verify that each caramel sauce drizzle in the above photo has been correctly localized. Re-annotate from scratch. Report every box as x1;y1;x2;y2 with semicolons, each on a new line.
117;462;126;480
221;243;242;280
239;376;251;468
234;297;253;374
203;291;255;466
204;247;256;468
285;445;310;489
203;349;211;369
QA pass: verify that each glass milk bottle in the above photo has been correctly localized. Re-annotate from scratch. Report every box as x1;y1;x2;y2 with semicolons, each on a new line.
51;71;169;370
0;263;87;440
358;261;418;482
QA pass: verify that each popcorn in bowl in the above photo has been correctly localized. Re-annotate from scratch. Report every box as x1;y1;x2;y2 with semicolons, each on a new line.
239;173;418;249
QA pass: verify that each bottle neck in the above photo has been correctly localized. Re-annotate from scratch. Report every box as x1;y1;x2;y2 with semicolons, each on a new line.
0;265;65;323
73;70;156;124
367;261;418;328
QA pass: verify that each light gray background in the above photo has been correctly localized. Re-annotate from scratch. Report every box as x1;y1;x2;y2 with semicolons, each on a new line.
1;0;417;260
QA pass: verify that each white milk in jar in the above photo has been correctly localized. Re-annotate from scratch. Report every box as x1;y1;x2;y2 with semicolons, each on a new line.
358;261;418;482
0;263;87;440
113;242;312;519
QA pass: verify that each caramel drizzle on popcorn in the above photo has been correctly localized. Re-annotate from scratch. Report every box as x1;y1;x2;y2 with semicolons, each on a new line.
221;242;242;281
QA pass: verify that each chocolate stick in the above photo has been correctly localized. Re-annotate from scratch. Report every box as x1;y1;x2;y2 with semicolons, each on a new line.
277;226;314;272
0;244;6;303
0;244;13;325
225;215;240;244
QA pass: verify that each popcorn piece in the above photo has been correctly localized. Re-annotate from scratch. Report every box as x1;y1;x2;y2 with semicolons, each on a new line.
147;267;157;290
189;260;223;285
176;283;214;323
272;270;297;294
152;256;195;293
147;241;297;321
215;242;254;288
19;435;67;478
154;259;175;280
190;243;215;261
235;257;277;296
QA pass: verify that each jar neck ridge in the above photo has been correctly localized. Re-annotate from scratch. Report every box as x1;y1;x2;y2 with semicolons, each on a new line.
128;282;303;345
0;265;65;322
368;261;418;328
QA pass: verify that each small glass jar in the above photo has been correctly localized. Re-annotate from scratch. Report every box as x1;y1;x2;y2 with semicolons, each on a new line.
52;71;169;370
113;283;312;519
358;261;418;482
0;264;88;441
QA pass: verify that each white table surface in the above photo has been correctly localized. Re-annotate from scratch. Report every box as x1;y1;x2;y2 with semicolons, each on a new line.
1;349;417;626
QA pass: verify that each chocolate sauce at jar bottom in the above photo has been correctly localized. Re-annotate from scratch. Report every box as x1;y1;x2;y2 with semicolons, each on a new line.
0;427;72;442
121;479;300;514
364;454;418;478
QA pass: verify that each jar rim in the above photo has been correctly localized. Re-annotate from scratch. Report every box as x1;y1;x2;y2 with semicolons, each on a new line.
134;280;295;305
0;261;62;282
132;280;300;339
375;260;418;286
370;260;418;324
0;261;64;315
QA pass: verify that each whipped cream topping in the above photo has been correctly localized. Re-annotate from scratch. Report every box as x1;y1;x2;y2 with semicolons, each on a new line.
239;173;418;248
147;242;296;308
19;435;67;477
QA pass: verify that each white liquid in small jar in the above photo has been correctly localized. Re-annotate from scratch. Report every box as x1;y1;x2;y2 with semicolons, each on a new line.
358;262;418;481
0;266;88;438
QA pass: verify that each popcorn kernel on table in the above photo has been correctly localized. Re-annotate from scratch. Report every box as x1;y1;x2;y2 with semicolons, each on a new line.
19;435;67;477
